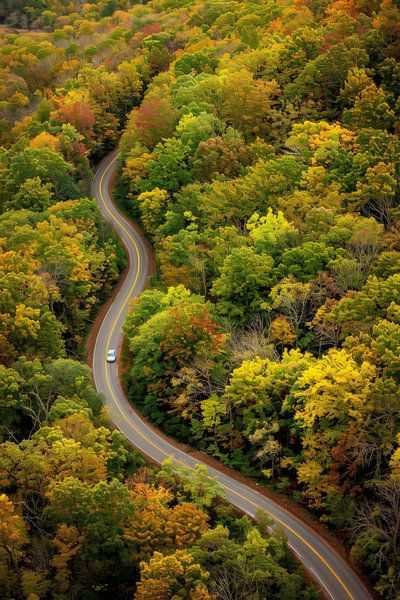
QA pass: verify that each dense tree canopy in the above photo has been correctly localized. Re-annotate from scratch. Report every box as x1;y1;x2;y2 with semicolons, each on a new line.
1;0;400;595
112;0;400;594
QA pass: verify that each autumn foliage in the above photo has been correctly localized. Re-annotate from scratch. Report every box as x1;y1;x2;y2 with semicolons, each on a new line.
1;0;400;595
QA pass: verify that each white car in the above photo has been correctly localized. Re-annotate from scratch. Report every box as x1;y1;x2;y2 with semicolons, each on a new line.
107;349;117;363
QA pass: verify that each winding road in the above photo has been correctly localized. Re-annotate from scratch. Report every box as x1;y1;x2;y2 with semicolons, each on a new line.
92;152;373;600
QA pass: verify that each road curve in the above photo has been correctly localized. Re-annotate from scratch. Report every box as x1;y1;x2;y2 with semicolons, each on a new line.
92;152;372;600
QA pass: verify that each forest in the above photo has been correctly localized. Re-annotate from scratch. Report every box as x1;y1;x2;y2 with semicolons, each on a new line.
0;0;399;597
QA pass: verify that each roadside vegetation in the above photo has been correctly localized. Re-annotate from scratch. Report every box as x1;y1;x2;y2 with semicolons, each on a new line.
0;1;319;598
0;0;399;596
116;1;400;597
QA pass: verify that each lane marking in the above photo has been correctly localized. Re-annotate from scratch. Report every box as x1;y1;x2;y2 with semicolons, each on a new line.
311;568;336;600
289;543;303;560
94;154;358;600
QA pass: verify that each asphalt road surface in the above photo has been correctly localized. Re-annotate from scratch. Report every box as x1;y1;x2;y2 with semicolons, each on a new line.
92;151;373;600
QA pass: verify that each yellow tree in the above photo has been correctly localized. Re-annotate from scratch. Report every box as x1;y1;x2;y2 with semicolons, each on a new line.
220;70;281;140
124;483;173;562
352;162;397;227
134;550;210;600
0;494;28;595
390;434;400;479
50;524;84;595
30;132;60;152
294;348;376;508
269;315;297;348
137;188;170;237
168;502;209;548
0;426;108;497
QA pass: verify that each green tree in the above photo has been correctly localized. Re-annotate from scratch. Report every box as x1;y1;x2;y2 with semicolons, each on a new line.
174;51;218;77
327;274;400;336
8;148;79;199
0;365;23;435
352;162;397;227
11;176;54;212
343;84;396;130
247;208;296;256
279;241;342;281
46;477;135;560
211;247;275;317
176;112;224;152
127;300;225;431
142;138;192;194
193;524;314;600
155;460;226;509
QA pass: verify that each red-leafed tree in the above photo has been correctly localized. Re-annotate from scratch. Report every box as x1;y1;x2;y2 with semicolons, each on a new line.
52;101;96;142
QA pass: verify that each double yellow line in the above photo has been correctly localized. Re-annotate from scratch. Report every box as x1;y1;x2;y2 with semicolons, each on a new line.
97;154;356;600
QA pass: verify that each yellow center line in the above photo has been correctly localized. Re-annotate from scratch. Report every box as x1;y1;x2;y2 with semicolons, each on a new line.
97;154;356;600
